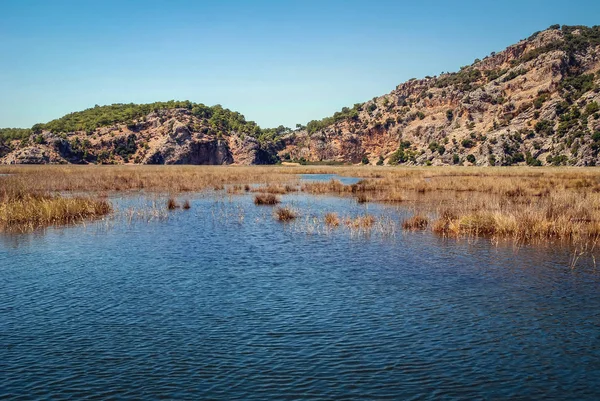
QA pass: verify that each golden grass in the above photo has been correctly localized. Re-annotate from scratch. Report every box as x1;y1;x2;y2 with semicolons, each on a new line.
275;206;297;221
254;193;280;205
0;190;110;232
344;214;375;229
324;212;340;227
3;165;600;244
402;215;429;230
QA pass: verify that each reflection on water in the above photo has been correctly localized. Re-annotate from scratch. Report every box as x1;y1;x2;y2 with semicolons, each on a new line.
1;193;599;400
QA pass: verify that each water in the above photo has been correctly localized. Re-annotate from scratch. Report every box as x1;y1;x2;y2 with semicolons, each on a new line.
1;192;600;400
300;173;363;185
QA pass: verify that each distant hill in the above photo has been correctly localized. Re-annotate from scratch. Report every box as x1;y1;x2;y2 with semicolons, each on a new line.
0;102;286;164
2;25;600;166
279;25;600;166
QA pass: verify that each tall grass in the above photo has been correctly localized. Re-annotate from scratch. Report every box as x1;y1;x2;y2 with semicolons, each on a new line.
254;193;280;205
0;188;110;232
402;215;429;230
4;165;600;245
275;206;297;221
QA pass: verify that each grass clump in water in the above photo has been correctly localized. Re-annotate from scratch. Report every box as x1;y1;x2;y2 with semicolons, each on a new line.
167;197;179;210
344;214;375;229
0;188;111;232
254;193;280;205
402;215;429;230
275;206;297;221
324;212;340;227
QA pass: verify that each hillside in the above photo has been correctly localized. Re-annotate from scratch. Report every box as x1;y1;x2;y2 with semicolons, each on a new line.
0;102;285;165
280;25;600;166
1;24;600;166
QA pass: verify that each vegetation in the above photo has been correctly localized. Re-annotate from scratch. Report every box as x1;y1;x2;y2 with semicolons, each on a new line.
0;179;110;232
254;193;280;205
560;74;595;101
167;197;179;210
402;215;428;230
23;101;286;144
0;128;31;143
436;68;482;91
4;165;600;249
275;206;297;221
305;104;362;135
387;141;414;165
324;212;340;227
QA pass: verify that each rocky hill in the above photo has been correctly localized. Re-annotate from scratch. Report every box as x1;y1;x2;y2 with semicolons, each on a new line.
280;25;600;166
0;102;283;165
1;24;600;166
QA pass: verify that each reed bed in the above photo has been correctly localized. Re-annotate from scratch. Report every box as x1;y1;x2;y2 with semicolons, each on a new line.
324;212;340;227
3;165;600;245
288;212;397;237
402;215;429;230
254;193;280;205
0;188;111;232
275;206;297;221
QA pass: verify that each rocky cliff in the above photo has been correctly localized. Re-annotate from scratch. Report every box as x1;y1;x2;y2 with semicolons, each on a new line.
1;107;278;165
2;25;600;166
280;25;600;166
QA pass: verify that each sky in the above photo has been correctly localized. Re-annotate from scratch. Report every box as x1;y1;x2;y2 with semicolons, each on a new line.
1;0;599;129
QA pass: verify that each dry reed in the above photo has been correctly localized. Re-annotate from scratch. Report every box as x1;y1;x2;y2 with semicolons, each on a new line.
167;197;179;210
254;193;280;205
0;189;111;232
4;165;600;245
402;215;429;230
275;206;297;221
324;212;340;227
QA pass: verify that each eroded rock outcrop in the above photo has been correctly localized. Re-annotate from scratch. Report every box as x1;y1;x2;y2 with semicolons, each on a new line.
280;26;600;166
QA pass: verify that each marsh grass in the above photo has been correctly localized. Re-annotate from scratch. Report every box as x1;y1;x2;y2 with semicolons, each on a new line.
119;201;169;224
402;215;429;230
324;212;340;227
4;165;600;246
344;214;375;229
291;212;397;237
254;193;280;205
167;197;179;210
356;193;369;204
0;189;111;232
182;200;191;210
275;206;297;221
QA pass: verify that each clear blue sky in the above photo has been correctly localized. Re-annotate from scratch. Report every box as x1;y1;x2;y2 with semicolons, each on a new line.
1;0;599;129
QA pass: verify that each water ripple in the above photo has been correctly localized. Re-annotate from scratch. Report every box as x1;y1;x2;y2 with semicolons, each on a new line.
1;194;600;399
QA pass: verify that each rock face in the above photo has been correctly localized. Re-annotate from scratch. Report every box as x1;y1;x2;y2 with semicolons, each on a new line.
2;25;600;166
2;146;55;164
147;139;233;165
1;108;275;165
280;26;600;166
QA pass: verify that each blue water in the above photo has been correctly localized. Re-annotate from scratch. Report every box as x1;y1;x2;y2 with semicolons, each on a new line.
1;192;600;400
300;173;362;185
